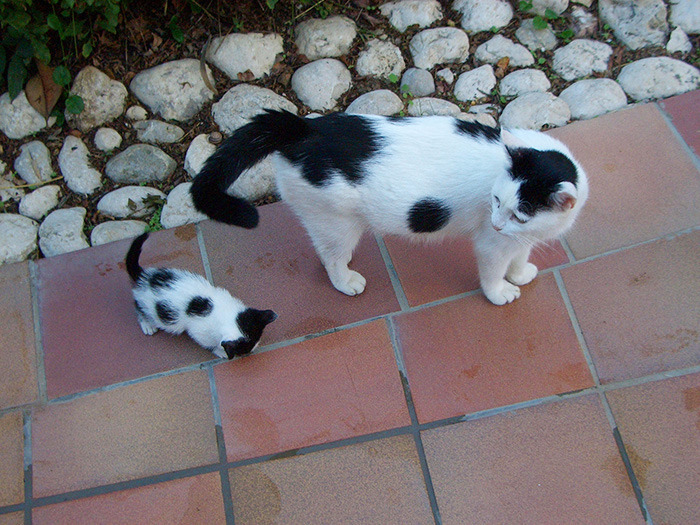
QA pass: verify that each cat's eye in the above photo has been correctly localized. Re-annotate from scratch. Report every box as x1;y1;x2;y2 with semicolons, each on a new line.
494;196;500;207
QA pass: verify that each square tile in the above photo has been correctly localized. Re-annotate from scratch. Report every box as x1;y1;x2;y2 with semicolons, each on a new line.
0;512;23;525
37;225;213;399
32;472;226;525
549;103;700;259
393;274;593;423
659;89;700;156
201;202;400;343
562;231;700;383
229;435;433;524
32;370;218;497
215;320;410;461
0;261;38;409
606;373;700;525
0;412;24;507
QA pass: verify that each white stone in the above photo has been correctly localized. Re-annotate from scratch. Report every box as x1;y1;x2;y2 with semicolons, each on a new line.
454;0;513;33
212;84;298;135
0;214;38;264
185;134;216;177
356;39;406;79
0;91;55;140
105;144;176;184
39;207;89;257
474;35;535;67
346;90;404;115
499;92;571;129
294;16;357;59
500;69;551;97
14;141;54;185
559;78;628;119
436;68;455;84
572;0;593;7
130;59;216;122
617;57;700;101
552;39;613;81
126;105;148;121
160;182;208;229
409;27;470;70
401;68;435;96
19;185;61;220
599;0;668;50
516;19;559;51
454;65;497;102
666;27;693;54
571;7;598;38
65;66;128;132
231;159;278;202
669;0;700;35
380;0;442;32
291;59;352;111
207;32;284;80
530;0;569;16
94;127;122;151
0;170;24;203
456;111;499;127
90;220;148;246
408;97;461;116
133;120;185;144
58;136;102;195
97;186;166;219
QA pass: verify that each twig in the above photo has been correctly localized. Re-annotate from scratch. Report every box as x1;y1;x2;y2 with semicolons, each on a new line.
0;175;64;191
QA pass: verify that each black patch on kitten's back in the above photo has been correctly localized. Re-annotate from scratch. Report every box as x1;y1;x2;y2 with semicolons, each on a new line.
186;296;213;317
454;119;501;142
156;301;178;324
408;198;452;233
149;269;177;289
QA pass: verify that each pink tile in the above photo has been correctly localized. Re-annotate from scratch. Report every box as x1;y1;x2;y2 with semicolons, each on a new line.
659;89;700;156
394;274;593;423
0;512;23;525
0;411;24;507
215;320;410;461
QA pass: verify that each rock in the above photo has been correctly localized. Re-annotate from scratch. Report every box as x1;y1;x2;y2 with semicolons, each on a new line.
94;127;122;151
379;0;442;32
160;182;208;229
666;27;693;54
212;84;298;135
409;27;470;70
126;105;148;121
130;59;216;121
454;0;513;33
401;68;435;96
499;69;551;97
19;185;61;220
530;0;569;16
599;0;668;50
97;186;166;219
499;92;571;129
0;171;24;203
436;68;455;84
617;57;700;101
454;65;497;102
39;207;89;257
355;39;406;79
0;214;38;264
346;90;404;115
105;144;176;184
408;97;461;116
184;134;216;177
133;120;185;144
14;141;54;185
294;16;357;59
0;91;55;140
516;19;559;51
552;39;613;81
669;0;700;35
559;78;628;119
58;136;102;195
571;6;598;38
291;59;352;111
572;0;593;7
474;35;535;67
65;66;128;132
457;111;499;127
90;220;148;246
232;158;278;202
206;32;284;80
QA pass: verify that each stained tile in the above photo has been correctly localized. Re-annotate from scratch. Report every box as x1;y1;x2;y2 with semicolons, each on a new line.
0;412;24;507
562;231;700;383
229;435;432;524
384;235;568;306
32;370;217;497
0;512;23;525
549;103;700;259
201;202;400;344
37;225;212;399
32;472;226;525
422;396;644;523
215;320;410;461
394;273;593;423
0;261;38;409
659;89;700;156
606;373;700;525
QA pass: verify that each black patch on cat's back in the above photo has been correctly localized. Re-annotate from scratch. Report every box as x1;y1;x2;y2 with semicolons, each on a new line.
156;301;178;325
407;198;452;233
186;296;213;317
148;269;177;289
454;119;501;142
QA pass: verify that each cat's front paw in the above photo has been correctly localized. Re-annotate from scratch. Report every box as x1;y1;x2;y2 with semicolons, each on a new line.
483;280;521;305
138;320;158;335
507;262;538;286
332;270;367;296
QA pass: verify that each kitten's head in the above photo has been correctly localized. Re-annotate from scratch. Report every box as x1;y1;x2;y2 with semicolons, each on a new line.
218;308;278;359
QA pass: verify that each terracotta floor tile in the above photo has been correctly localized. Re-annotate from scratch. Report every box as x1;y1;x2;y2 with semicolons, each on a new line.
383;235;568;307
659;90;700;156
562;231;700;384
32;370;217;497
422;396;644;524
37;225;213;399
229;434;432;524
394;274;593;423
606;373;700;525
201;202;400;344
0;412;24;507
32;472;226;525
215;320;410;461
0;261;38;409
0;512;23;525
549;103;700;259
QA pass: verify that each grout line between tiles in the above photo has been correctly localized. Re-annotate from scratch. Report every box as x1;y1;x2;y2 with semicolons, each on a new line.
612;426;654;524
559;236;577;263
196;224;214;285
22;409;32;525
207;368;235;525
28;261;47;404
374;234;410;311
655;101;700;172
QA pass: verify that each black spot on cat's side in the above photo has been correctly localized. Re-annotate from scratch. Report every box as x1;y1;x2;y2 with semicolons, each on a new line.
156;301;178;325
454;119;501;142
407;198;452;233
134;300;147;317
148;269;177;289
186;296;213;317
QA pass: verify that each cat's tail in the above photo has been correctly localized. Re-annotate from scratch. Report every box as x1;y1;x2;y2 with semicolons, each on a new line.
190;109;312;228
125;232;149;282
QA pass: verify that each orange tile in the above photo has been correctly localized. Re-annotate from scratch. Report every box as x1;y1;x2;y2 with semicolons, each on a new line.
549;103;700;259
394;273;593;423
422;396;644;523
0;512;23;525
229;435;432;523
32;371;218;497
606;373;700;525
0;412;24;507
562;231;700;383
659;90;700;156
32;472;226;525
215;320;410;461
0;261;38;409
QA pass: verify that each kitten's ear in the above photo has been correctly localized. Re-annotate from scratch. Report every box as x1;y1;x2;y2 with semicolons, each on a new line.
250;309;278;326
550;182;577;212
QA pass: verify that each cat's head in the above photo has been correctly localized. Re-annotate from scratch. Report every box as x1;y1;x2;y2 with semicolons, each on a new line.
217;308;278;359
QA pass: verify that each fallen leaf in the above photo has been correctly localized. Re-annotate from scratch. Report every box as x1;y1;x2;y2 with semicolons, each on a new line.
495;56;510;78
25;61;63;119
237;69;255;82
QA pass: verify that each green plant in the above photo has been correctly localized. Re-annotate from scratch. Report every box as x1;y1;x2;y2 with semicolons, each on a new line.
387;72;399;84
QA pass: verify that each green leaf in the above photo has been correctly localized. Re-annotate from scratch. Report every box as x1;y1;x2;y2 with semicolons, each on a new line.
544;8;558;20
538;57;546;65
7;10;31;29
168;16;184;44
65;94;84;114
266;0;279;10
15;38;34;59
519;1;533;11
0;47;6;76
8;54;28;100
31;39;51;64
557;29;574;42
387;73;398;84
82;41;94;58
53;65;71;87
532;16;548;30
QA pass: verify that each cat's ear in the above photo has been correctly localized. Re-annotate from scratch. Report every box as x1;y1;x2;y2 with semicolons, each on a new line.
550;182;577;212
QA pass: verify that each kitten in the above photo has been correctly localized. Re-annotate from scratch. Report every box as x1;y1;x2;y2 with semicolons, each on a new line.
125;232;277;358
190;110;588;305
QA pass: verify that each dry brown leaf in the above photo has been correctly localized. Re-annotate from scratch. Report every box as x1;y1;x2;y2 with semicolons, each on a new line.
25;61;63;119
495;56;510;78
237;70;255;82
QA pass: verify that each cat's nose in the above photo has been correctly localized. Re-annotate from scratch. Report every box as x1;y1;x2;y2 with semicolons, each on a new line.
493;223;503;232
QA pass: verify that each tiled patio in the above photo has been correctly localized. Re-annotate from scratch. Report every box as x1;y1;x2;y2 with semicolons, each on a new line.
1;91;699;524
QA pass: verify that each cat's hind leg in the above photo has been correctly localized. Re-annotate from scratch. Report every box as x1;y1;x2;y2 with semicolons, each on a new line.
134;300;159;335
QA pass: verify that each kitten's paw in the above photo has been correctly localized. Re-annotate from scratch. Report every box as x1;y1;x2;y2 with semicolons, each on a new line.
332;270;367;296
138;320;158;336
507;263;538;286
483;280;521;305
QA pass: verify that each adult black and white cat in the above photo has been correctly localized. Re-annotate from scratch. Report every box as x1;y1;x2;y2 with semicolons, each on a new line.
125;232;277;358
190;110;588;305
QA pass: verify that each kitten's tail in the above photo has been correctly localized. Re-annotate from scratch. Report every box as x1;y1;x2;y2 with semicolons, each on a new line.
190;109;312;228
125;232;149;282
